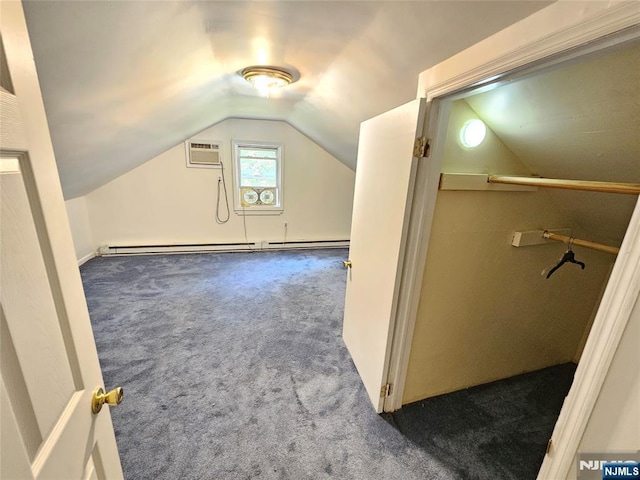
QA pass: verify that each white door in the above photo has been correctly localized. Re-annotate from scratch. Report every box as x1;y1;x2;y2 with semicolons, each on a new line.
343;98;428;412
0;3;123;479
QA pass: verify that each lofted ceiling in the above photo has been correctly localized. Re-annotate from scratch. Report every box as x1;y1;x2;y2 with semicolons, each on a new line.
22;0;550;199
466;41;640;244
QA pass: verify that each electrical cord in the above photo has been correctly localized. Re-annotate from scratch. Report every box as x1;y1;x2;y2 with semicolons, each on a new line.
241;204;254;251
215;160;230;224
214;160;254;250
283;222;287;247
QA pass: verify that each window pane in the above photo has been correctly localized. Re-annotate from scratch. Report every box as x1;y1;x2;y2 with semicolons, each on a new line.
239;148;277;159
240;158;277;187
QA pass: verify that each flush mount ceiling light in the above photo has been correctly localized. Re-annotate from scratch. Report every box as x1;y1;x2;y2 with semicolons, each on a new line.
460;119;487;148
240;65;296;97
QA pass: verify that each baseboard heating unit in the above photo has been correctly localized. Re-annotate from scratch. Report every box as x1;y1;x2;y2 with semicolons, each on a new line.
98;240;349;256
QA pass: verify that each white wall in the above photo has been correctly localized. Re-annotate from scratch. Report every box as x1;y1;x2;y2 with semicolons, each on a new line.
85;119;355;247
403;101;614;403
564;293;640;479
64;196;95;264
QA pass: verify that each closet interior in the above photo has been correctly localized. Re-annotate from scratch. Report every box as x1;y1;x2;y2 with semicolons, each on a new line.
404;40;640;405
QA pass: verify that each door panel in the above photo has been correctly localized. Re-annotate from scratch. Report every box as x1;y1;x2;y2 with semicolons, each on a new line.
0;377;33;479
1;303;42;460
342;98;427;412
2;170;77;438
83;446;106;480
0;2;123;478
0;143;121;480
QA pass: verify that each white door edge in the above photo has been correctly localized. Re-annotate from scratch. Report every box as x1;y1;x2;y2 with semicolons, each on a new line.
1;2;123;477
384;4;640;479
342;98;427;413
383;99;446;412
538;200;640;478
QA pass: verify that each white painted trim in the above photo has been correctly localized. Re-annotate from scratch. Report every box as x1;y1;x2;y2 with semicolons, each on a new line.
231;140;284;214
417;2;640;100
99;240;349;256
264;240;349;251
384;100;446;412
77;252;95;266
385;2;640;476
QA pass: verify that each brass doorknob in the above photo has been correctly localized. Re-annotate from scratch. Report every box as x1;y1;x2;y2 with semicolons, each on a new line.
92;386;123;414
343;260;352;268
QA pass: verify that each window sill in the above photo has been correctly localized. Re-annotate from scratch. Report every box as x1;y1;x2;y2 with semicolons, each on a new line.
234;209;283;216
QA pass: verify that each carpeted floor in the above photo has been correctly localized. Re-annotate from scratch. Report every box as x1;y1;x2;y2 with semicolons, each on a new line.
81;249;575;480
384;363;576;479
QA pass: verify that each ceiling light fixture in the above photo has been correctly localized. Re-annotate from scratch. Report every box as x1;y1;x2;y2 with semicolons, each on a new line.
460;119;487;148
240;65;295;97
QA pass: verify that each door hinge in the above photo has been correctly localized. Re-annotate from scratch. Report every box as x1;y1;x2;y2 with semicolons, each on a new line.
380;383;393;397
546;439;553;455
413;136;430;158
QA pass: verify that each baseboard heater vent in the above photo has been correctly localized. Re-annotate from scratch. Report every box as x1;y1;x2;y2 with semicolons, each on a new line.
98;240;349;256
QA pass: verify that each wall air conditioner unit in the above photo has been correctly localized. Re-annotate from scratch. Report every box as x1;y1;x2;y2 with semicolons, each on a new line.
185;141;222;168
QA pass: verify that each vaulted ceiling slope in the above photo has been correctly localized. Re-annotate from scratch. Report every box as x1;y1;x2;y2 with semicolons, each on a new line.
22;1;549;199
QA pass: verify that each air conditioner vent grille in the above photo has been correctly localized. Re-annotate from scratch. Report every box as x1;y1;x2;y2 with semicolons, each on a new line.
185;140;222;168
190;142;218;150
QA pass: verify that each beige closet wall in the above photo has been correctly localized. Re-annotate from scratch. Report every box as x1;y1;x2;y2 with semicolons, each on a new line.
403;101;614;404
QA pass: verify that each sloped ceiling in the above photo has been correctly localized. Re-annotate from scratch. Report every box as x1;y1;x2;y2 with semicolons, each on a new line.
22;1;550;199
466;42;640;244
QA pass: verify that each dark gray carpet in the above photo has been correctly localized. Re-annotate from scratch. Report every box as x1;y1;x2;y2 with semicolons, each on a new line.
383;363;576;480
81;249;574;480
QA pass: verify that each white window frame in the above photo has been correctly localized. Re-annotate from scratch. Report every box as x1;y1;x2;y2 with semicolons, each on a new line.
232;140;284;215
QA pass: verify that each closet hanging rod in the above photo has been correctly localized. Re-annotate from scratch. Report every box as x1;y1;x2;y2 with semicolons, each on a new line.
543;231;620;255
487;175;640;195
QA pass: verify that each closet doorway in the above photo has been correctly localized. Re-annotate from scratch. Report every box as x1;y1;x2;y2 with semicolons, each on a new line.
406;38;640;400
398;35;640;478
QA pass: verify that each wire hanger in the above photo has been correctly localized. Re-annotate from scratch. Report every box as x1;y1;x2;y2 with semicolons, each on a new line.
546;238;586;279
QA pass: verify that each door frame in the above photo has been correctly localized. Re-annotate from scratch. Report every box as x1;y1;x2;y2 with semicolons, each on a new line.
384;2;640;478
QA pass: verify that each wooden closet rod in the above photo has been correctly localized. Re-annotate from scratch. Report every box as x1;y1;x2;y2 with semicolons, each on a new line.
543;231;620;255
488;175;640;195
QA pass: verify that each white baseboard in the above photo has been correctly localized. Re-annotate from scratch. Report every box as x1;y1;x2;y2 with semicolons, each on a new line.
97;240;349;256
78;251;96;266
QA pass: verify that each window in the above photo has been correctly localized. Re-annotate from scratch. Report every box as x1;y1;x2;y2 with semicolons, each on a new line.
232;141;283;214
